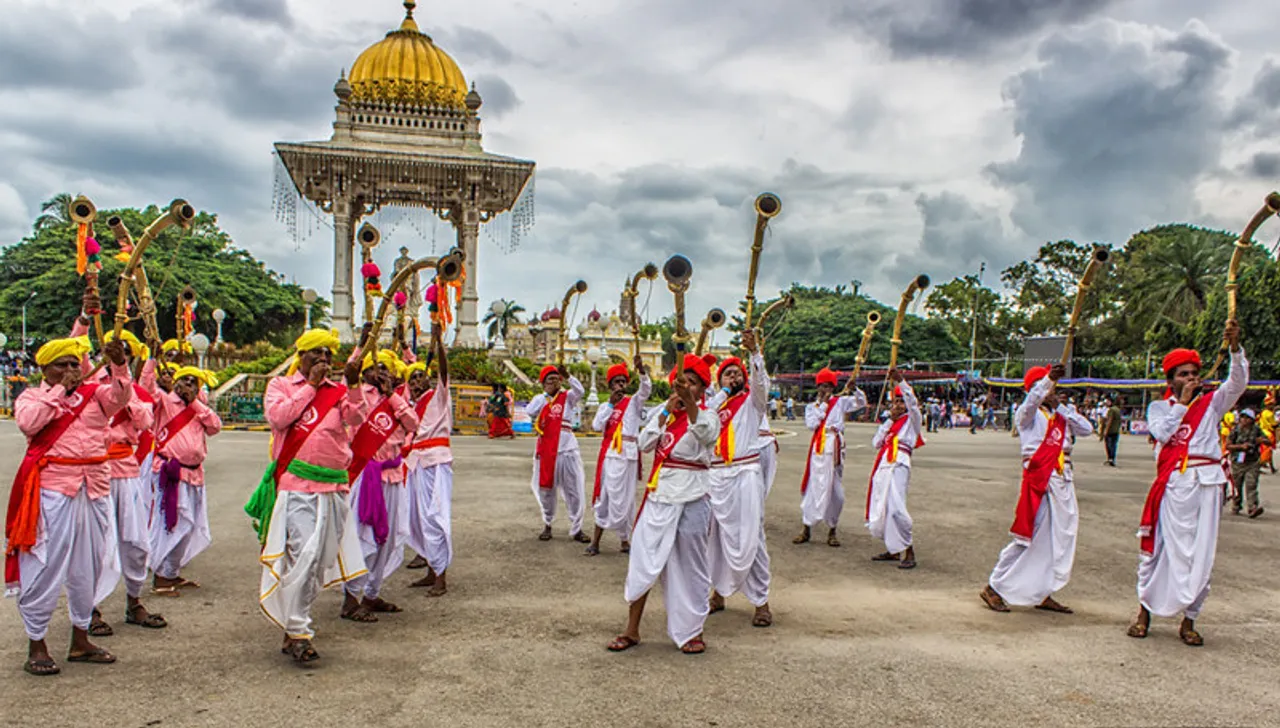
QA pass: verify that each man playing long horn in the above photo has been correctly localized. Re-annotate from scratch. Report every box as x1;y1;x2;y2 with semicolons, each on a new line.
160;339;192;364
403;327;455;597
89;330;167;636
341;349;420;623
1128;322;1247;646
795;368;867;547
607;354;720;654
586;355;651;556
248;328;368;666
866;369;925;569
148;365;223;595
525;365;590;543
7;324;131;676
705;330;773;627
980;363;1091;614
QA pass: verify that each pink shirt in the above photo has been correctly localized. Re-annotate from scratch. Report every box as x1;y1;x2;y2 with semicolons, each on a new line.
104;359;156;480
150;390;222;486
357;384;420;484
405;376;453;470
265;373;369;494
15;362;132;499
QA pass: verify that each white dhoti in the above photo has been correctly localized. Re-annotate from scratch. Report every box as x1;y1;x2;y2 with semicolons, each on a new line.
624;498;712;648
1137;475;1221;619
759;440;778;497
531;450;586;535
866;460;914;554
988;470;1078;606
345;477;410;600
108;474;152;599
593;456;638;541
801;451;844;529
707;463;769;606
259;490;367;639
15;487;119;640
406;464;454;574
148;482;211;579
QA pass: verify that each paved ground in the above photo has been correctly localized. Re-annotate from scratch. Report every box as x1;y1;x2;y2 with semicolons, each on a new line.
1;421;1278;728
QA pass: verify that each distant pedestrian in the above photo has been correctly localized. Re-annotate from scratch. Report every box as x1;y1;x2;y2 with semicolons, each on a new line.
1226;408;1266;518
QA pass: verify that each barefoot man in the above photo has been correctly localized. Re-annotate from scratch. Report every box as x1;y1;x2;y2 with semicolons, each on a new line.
525;365;590;542
795;368;867;547
404;327;454;596
705;330;773;627
341;350;420;622
149;366;222;595
247;328;369;665
1128;321;1248;646
587;356;651;556
7;332;130;676
866;369;925;569
607;354;719;654
980;363;1092;614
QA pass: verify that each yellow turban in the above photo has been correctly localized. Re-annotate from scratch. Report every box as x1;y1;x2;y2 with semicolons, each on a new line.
403;361;427;382
161;339;194;355
173;366;219;388
105;330;149;361
362;349;404;377
158;361;179;375
294;328;341;354
36;336;92;367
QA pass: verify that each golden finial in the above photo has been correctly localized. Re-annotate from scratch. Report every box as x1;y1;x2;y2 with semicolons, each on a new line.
400;0;419;31
404;0;416;17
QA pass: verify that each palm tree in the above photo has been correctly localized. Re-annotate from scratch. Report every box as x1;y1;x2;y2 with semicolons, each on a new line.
33;193;73;230
483;299;526;344
1126;226;1231;327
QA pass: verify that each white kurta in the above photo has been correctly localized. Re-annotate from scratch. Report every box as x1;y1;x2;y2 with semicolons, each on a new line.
624;403;720;648
866;380;923;554
706;352;771;605
801;391;868;528
16;486;118;640
259;490;367;639
987;376;1093;605
1138;349;1248;618
148;482;212;579
592;375;652;540
526;376;587;535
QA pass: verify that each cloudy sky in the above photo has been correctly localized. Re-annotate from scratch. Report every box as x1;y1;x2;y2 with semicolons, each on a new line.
2;0;1277;340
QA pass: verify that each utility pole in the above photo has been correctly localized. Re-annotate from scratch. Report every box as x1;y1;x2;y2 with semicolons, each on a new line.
969;262;985;376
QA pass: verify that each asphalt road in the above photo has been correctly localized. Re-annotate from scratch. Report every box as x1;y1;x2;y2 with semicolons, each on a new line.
1;421;1277;728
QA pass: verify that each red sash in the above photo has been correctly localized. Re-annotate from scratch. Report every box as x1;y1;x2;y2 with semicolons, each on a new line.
348;395;401;482
5;383;101;586
273;383;347;485
110;384;156;464
800;397;840;494
1009;412;1068;541
593;396;631;504
155;402;199;458
865;414;922;519
714;391;750;464
1138;394;1215;555
535;391;568;489
400;391;436;457
634;409;695;524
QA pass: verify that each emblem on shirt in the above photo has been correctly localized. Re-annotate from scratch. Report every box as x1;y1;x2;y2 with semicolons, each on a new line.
1173;423;1193;447
549;403;563;418
300;406;319;427
659;431;675;451
373;411;394;434
1046;428;1064;447
718;408;733;426
67;392;83;408
157;427;169;442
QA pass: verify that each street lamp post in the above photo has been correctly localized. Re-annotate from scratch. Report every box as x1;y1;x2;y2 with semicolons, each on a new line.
968;262;985;376
21;291;36;355
189;333;210;370
302;288;318;329
490;300;507;349
586;345;602;409
212;308;226;346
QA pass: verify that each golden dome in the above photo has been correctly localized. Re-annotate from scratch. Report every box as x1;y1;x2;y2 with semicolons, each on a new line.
348;1;468;109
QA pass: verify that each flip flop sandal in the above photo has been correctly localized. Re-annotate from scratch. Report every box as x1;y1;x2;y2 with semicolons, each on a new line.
872;552;900;562
405;555;429;569
898;559;917;570
126;609;168;629
607;635;639;652
23;658;60;676
1035;600;1073;614
88;618;114;637
584;545;600;556
409;574;436;588
150;586;181;598
980;588;1010;613
538;531;553;541
571;532;592;544
288;639;320;663
174;578;201;590
619;543;631;554
366;599;402;614
680;638;706;655
341;607;379;623
425;584;448;598
1180;628;1204;647
709;598;725;614
826;536;841;548
752;610;773;628
1126;620;1149;639
66;648;116;664
1249;507;1265;519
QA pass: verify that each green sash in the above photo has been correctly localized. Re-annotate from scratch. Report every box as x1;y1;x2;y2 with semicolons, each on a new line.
244;459;348;545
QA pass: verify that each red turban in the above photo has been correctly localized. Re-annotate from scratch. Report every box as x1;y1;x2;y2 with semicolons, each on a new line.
1023;366;1050;392
605;363;629;384
1162;348;1201;375
539;365;559;383
668;354;712;386
717;356;744;383
815;367;838;387
892;385;903;398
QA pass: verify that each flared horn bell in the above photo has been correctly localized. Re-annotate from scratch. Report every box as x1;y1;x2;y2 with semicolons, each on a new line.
357;223;380;248
69;196;97;224
754;193;781;218
663;255;692;286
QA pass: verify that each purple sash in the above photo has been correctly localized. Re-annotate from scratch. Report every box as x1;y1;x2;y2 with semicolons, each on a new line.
157;457;196;532
357;456;402;544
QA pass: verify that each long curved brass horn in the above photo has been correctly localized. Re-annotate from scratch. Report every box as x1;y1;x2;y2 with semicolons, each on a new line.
1060;247;1110;366
555;280;589;366
743;193;781;331
1204;191;1280;378
755;292;795;345
663;255;693;377
366;252;464;356
888;275;930;371
623;263;659;357
694;308;726;355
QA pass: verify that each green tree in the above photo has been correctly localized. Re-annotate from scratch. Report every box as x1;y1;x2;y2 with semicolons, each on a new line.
0;199;327;348
33;193;73;231
925;275;1023;360
483;299;526;344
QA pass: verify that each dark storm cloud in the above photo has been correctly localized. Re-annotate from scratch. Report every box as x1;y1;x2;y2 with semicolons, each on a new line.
0;5;140;92
472;75;521;119
1244;152;1280;179
913;191;1014;272
209;0;293;28
1227;59;1280;132
985;20;1232;245
435;27;516;65
837;0;1116;59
